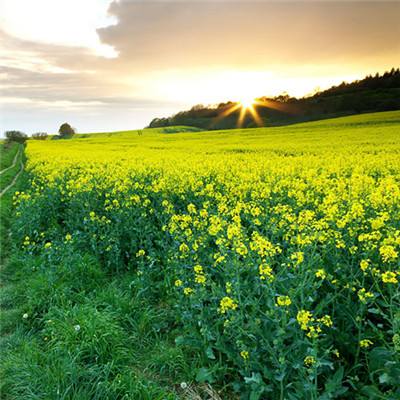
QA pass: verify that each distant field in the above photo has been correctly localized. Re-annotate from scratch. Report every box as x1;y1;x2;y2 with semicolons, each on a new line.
2;111;400;399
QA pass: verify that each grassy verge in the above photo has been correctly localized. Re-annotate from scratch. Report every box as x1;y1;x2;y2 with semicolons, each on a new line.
0;142;19;171
0;146;215;399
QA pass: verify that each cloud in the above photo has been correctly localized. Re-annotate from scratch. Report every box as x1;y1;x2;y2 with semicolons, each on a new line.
0;0;117;57
98;0;400;69
1;0;399;134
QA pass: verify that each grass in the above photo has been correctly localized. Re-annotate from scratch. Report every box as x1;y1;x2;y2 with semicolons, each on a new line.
0;142;19;170
0;141;201;398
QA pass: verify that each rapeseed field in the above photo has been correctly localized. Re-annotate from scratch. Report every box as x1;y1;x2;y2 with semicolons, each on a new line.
6;111;400;399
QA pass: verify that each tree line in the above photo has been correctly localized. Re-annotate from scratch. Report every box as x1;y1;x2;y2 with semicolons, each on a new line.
3;123;76;144
148;68;400;130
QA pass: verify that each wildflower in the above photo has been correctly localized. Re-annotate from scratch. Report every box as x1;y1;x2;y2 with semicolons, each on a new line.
297;310;313;330
319;315;333;327
306;326;321;339
381;271;398;284
183;287;194;296
291;252;304;266
136;249;146;257
179;243;189;253
195;274;206;285
44;242;52;249
357;288;374;303
235;243;248;256
360;259;370;272
259;263;274;282
315;269;327;279
276;296;292;307
219;296;238;314
22;313;29;319
174;279;183;287
65;233;72;241
187;203;196;214
379;245;398;262
193;265;203;274
360;339;373;348
226;282;232;293
304;356;316;367
240;350;249;360
180;382;188;389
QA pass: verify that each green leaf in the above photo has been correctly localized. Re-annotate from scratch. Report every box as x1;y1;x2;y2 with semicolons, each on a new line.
195;367;214;383
205;346;216;360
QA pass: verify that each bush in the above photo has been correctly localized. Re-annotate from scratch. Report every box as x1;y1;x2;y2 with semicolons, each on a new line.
58;123;76;138
31;132;48;140
5;130;28;144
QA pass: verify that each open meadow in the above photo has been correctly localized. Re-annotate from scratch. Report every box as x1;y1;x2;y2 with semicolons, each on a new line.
1;111;400;399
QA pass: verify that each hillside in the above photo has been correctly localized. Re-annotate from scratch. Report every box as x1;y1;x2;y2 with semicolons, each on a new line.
148;68;400;130
3;109;399;399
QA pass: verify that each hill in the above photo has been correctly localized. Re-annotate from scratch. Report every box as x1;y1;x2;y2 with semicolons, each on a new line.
148;68;400;130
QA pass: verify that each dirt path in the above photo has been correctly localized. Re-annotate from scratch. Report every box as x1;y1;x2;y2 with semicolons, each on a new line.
0;145;21;176
0;157;24;199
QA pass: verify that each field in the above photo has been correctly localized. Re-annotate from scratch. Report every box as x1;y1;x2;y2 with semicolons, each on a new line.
1;111;400;399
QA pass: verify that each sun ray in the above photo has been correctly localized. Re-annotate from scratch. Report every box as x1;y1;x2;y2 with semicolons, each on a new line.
247;105;263;126
237;106;247;127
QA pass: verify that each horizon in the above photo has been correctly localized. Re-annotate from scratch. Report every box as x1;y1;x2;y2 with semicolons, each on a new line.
1;0;399;135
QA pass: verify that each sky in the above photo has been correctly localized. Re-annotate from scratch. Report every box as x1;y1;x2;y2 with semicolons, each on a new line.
1;0;399;135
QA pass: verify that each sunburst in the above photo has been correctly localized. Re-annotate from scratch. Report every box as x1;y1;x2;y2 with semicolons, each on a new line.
212;96;293;128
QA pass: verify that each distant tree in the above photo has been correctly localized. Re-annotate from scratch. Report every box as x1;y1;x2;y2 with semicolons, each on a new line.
5;130;28;144
58;123;76;138
32;132;48;140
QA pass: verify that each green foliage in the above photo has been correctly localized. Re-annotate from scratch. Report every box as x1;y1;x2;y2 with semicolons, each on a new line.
58;122;76;138
31;132;48;140
4;131;27;144
148;68;400;130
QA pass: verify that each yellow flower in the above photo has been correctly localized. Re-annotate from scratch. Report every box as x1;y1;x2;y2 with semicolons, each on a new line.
136;249;146;257
174;279;183;287
381;271;398;284
259;263;274;282
291;252;304;266
360;339;373;348
65;233;72;241
44;242;52;249
183;287;194;296
195;274;206;285
276;296;292;307
319;315;333;327
379;245;398;262
179;243;189;253
193;264;203;274
357;288;374;303
187;203;196;214
240;351;249;360
304;356;316;367
297;310;313;330
218;296;238;314
360;259;370;272
315;269;327;280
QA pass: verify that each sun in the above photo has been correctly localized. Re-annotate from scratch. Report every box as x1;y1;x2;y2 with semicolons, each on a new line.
238;96;256;110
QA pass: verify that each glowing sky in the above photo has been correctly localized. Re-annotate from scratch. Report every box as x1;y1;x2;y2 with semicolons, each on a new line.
1;0;399;134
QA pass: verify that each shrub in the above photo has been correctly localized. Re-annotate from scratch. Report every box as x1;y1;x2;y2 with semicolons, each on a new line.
4;130;28;144
58;123;76;138
31;132;48;140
